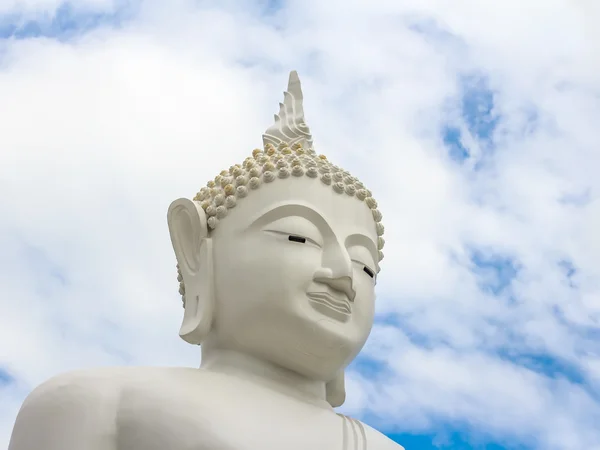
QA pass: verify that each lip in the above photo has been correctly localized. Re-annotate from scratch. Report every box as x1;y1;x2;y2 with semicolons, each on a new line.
306;291;352;323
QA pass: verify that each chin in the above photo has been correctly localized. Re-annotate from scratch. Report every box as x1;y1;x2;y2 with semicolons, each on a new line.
299;301;370;353
280;315;364;381
228;304;366;379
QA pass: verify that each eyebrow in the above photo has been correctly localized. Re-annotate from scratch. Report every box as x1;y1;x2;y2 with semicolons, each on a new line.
345;233;379;271
248;203;328;231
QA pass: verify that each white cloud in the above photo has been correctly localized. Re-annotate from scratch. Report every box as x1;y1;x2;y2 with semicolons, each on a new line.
0;0;599;448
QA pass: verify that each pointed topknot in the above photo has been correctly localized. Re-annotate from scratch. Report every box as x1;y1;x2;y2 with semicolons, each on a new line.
262;70;314;152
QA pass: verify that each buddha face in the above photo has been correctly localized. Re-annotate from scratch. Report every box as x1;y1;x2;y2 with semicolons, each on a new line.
208;175;379;382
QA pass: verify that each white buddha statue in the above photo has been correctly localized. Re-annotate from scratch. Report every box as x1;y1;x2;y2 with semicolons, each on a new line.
8;71;403;450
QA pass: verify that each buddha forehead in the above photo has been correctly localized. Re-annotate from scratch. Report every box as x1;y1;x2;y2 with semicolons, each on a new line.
210;174;378;244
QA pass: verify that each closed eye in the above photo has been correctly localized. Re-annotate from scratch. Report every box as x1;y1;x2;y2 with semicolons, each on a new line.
352;259;376;280
264;230;321;248
288;235;306;244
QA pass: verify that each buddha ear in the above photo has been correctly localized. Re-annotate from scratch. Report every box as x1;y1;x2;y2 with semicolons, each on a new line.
167;198;214;345
326;371;346;408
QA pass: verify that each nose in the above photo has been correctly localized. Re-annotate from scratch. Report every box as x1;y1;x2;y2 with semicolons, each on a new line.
313;240;356;302
313;272;356;302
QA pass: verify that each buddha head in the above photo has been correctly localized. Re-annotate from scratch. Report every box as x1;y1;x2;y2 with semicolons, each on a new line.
168;71;384;407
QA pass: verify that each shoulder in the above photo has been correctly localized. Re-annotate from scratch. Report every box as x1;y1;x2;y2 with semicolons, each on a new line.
19;366;133;407
357;418;406;450
337;414;403;449
9;367;152;450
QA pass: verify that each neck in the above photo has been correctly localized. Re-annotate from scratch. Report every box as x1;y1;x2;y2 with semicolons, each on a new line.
200;342;332;410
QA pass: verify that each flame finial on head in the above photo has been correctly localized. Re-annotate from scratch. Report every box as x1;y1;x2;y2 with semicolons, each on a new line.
262;70;314;152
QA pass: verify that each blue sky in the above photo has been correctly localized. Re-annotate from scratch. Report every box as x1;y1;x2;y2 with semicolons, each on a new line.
0;1;599;449
0;3;132;40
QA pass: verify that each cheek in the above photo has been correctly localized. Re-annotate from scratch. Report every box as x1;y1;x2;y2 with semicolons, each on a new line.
254;233;322;273
213;237;321;299
352;277;376;324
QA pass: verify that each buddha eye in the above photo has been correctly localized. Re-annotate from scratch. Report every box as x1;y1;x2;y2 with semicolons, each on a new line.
363;266;375;278
264;229;321;248
288;235;306;244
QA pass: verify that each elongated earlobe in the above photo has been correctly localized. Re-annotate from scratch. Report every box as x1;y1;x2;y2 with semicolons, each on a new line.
167;198;214;345
326;371;346;408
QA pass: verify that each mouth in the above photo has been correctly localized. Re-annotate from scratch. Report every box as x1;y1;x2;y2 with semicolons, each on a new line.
306;292;352;323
